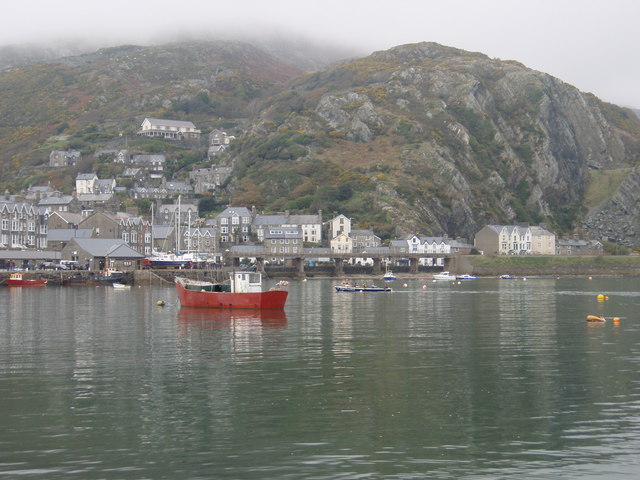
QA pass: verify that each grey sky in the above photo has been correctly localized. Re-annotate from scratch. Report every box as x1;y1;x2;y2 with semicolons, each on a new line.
3;0;639;108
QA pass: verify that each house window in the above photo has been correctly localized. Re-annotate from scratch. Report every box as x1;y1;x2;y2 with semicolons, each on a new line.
28;221;35;232
221;226;228;234
232;216;239;225
122;232;129;242
221;235;228;243
221;218;228;225
1;219;7;230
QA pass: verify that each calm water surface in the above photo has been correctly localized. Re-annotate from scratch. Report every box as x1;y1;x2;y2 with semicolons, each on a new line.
1;276;640;479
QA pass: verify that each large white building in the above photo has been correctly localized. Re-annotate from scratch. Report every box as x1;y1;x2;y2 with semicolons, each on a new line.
138;118;201;140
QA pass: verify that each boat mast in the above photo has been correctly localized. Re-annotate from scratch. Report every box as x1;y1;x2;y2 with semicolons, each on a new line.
150;202;154;254
176;195;181;254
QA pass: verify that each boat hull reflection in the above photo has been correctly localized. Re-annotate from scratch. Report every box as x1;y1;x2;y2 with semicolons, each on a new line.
178;306;287;328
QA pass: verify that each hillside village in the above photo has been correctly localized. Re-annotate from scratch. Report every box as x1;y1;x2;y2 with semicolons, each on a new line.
0;117;605;271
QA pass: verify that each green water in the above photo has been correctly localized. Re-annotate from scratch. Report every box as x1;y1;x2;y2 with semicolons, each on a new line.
1;276;639;478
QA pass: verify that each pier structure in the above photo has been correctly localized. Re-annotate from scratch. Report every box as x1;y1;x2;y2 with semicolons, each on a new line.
224;247;455;277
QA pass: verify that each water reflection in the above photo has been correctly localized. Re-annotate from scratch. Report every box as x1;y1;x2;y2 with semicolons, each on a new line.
177;306;287;328
2;277;640;479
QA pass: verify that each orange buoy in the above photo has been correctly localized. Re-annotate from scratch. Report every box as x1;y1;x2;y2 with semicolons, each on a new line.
586;315;605;323
613;317;620;324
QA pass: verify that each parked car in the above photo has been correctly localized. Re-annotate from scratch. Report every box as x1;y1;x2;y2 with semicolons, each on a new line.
40;261;64;270
59;260;80;270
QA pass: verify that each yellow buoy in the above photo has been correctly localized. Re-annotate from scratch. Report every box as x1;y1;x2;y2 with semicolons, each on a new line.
597;294;605;301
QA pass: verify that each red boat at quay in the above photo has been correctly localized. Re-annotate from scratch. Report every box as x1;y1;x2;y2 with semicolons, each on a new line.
175;271;288;310
5;272;48;287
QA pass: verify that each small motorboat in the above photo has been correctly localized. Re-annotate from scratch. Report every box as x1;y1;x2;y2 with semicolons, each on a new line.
456;274;477;280
5;272;47;287
112;282;131;289
383;269;397;281
499;274;516;280
586;315;606;323
335;284;392;292
433;271;456;281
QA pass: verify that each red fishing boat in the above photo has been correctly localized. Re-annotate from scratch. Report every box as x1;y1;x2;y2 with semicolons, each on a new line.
175;271;288;309
5;272;48;287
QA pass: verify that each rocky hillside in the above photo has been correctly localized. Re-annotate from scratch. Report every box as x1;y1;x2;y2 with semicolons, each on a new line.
1;40;639;245
229;43;640;244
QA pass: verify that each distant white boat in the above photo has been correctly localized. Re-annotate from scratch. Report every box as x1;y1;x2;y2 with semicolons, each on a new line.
433;271;456;281
456;274;477;280
112;282;131;289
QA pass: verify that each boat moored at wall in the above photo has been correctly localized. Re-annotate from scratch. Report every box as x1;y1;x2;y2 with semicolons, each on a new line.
5;272;47;287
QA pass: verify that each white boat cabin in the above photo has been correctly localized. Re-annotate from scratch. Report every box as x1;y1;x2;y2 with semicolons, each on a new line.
230;272;263;293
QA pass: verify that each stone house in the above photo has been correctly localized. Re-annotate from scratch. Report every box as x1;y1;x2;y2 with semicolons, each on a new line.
350;229;381;251
556;238;604;256
189;166;233;194
95;179;116;194
131;186;168;200
151;224;176;253
264;225;303;256
47;228;93;251
0;201;48;249
113;149;131;163
182;226;218;256
208;129;233;146
156;202;199;226
131;154;166;172
216;206;253;247
38;194;81;213
61;238;144;271
252;211;323;245
46;211;84;230
165;181;193;196
138;118;201;140
78;211;151;255
252;214;287;243
49;150;80;168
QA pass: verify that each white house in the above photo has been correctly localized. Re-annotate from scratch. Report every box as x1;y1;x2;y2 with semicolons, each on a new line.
75;173;98;195
138;118;201;139
330;232;353;253
327;214;351;240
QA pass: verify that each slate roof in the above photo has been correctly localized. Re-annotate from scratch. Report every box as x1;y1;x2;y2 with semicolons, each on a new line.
71;238;144;258
47;228;93;242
